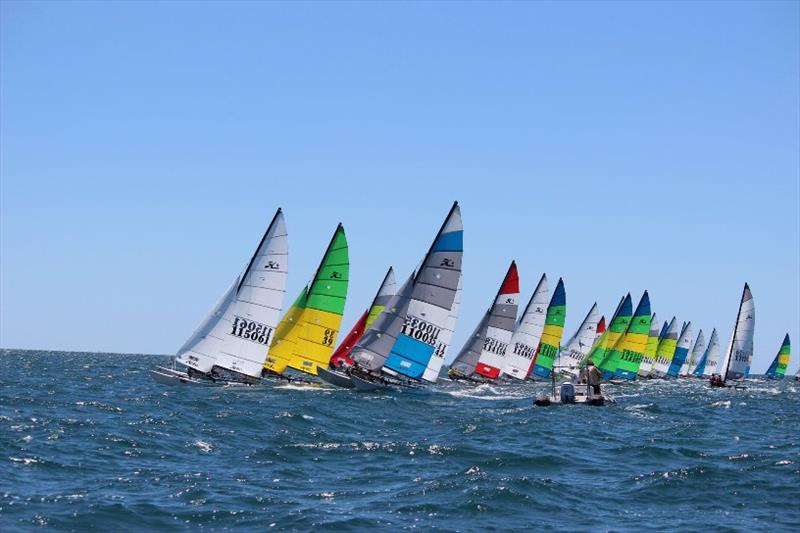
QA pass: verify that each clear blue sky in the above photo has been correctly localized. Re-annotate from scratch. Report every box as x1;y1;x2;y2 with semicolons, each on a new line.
1;1;798;374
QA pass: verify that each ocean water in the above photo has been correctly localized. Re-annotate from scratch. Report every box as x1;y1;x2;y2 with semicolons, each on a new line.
1;350;798;532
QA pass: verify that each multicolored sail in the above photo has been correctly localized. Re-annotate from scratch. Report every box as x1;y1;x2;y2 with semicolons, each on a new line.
329;267;396;368
264;224;349;376
719;283;755;382
667;322;693;377
765;334;790;378
422;278;462;382
176;208;288;379
590;294;632;375
530;278;566;378
682;329;705;376
651;317;679;378
502;274;548;380
555;302;601;376
637;313;660;378
611;291;652;380
469;262;520;379
351;202;463;383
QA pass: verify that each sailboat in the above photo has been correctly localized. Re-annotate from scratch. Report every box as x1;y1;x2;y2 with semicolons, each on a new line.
609;291;652;380
712;283;755;387
691;328;719;378
650;317;679;378
262;224;349;382
501;274;548;380
317;267;396;388
151;208;288;385
680;329;705;376
529;278;566;379
554;302;601;378
448;262;519;382
637;313;660;378
347;202;463;390
764;334;790;379
666;322;693;377
586;294;632;376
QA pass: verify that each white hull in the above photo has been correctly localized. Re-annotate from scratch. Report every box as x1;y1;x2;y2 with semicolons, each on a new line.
150;366;215;386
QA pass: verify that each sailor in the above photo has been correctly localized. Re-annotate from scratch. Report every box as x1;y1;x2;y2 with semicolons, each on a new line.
580;359;603;395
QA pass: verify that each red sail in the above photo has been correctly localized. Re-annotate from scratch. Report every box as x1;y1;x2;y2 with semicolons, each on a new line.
329;310;369;367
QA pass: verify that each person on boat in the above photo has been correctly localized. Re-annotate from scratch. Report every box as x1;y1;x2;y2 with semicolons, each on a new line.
580;359;603;395
710;373;724;387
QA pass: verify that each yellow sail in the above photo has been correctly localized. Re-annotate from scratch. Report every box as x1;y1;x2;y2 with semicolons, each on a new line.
264;224;349;376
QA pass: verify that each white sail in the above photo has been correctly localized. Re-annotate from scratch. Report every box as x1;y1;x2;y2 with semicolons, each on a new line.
722;284;755;381
422;278;462;382
699;328;720;377
502;274;548;380
554;302;600;374
176;209;288;378
682;329;705;376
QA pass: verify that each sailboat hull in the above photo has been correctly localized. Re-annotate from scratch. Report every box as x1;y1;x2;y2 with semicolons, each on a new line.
351;374;389;391
150;366;215;386
317;367;354;388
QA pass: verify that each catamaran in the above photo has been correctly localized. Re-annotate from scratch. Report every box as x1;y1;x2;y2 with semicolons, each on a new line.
151;208;288;385
585;294;631;377
711;283;754;387
764;334;790;379
637;313;660;378
666;322;693;377
554;302;601;378
346;202;464;391
602;291;652;380
262;224;349;383
650;317;679;378
448;261;519;383
680;329;705;377
501;274;548;380
317;267;396;388
691;328;719;378
529;278;566;379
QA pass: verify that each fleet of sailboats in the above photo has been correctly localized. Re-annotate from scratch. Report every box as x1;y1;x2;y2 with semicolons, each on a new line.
151;204;795;394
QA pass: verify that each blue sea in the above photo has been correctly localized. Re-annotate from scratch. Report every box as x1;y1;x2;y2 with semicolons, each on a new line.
1;350;798;531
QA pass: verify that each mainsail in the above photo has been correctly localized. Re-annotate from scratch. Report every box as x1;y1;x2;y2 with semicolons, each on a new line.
462;262;520;379
530;278;566;378
667;322;693;377
264;224;349;376
554;302;601;376
682;329;705;376
351;202;463;383
422;278;462;382
329;267;396;367
765;334;790;379
594;316;606;344
719;283;755;382
502;274;548;380
651;317;679;377
589;294;632;374
637;313;660;378
692;328;719;377
611;291;653;380
176;208;288;378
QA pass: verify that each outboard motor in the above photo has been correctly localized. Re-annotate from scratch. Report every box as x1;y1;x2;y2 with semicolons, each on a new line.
559;382;576;404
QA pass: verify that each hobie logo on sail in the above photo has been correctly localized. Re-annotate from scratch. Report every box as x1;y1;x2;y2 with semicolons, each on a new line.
440;258;454;267
229;316;273;346
400;316;442;346
265;261;280;270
